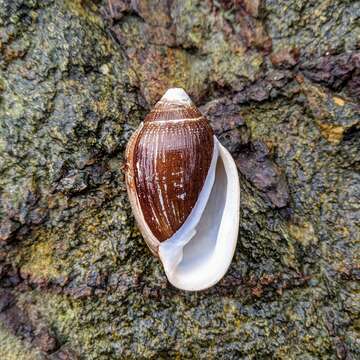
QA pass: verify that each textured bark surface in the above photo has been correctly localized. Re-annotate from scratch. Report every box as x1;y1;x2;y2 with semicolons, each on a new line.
0;0;359;358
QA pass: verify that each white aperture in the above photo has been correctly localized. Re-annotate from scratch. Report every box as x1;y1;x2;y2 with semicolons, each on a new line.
161;88;192;104
158;137;240;291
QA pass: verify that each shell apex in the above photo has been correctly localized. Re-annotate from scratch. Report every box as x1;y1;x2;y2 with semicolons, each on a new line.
160;88;192;104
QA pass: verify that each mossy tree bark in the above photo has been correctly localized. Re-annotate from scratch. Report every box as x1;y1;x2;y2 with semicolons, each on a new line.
0;0;359;359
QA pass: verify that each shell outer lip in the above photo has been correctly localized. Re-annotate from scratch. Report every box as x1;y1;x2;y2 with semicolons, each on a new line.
159;137;240;291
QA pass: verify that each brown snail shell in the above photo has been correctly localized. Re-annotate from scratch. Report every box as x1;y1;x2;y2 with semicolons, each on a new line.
125;88;240;291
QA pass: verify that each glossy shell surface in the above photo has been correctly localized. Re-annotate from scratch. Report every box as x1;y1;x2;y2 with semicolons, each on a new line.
126;97;214;242
125;88;240;291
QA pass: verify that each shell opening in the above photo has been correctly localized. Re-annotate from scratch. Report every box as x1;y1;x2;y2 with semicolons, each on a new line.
159;137;240;291
158;142;219;274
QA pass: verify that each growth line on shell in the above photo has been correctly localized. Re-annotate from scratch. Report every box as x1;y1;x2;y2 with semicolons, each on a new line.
147;116;205;124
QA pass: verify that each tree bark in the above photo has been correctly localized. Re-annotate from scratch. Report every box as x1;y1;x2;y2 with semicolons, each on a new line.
0;0;359;358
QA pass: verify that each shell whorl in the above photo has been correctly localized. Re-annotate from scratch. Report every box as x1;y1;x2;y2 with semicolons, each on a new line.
127;88;214;242
145;89;203;123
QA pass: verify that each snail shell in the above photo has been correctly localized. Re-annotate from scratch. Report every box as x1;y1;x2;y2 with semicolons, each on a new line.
125;88;240;291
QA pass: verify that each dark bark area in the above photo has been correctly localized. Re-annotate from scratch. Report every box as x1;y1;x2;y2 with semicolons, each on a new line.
0;0;359;359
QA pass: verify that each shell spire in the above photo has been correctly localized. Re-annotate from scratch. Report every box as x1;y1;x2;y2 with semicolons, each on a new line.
125;88;240;291
144;88;203;123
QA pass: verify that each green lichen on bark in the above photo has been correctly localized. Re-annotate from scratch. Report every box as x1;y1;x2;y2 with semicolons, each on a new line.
0;0;359;359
